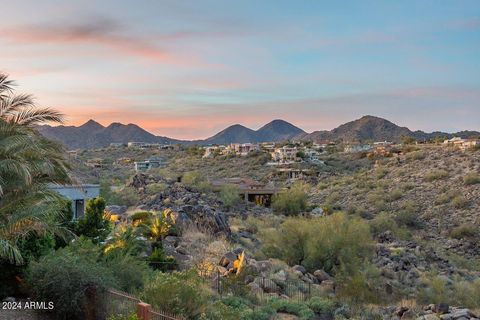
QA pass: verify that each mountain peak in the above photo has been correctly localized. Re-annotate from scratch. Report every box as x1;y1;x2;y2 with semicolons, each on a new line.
79;119;104;130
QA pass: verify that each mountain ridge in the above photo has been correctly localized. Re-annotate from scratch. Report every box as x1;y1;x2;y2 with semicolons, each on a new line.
37;116;479;149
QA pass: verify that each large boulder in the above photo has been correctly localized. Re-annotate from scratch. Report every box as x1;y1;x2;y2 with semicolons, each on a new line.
175;204;230;235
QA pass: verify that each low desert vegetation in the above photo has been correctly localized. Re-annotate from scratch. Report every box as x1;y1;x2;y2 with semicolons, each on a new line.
272;182;309;215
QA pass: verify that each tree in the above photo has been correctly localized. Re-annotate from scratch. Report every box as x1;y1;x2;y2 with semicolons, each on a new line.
0;73;71;265
74;197;110;243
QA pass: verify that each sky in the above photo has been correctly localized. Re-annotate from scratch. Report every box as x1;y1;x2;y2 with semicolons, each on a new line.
1;0;479;139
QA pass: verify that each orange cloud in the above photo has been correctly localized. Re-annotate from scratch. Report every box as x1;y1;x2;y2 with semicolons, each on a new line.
0;18;182;64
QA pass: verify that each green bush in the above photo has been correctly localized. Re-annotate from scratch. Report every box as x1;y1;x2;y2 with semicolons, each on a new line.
464;172;480;185
418;275;480;308
261;213;373;274
272;182;309;215
74;197;111;243
141;270;211;318
306;297;335;315
219;184;241;208
107;313;139;320
26;241;115;320
268;299;315;319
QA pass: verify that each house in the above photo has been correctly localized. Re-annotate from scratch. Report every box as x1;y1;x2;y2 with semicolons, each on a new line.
458;139;480;150
277;168;313;180
109;142;125;148
203;146;224;158
304;148;323;163
443;137;463;144
134;157;165;171
270;146;298;163
210;177;280;206
127;142;161;149
50;184;100;219
344;144;373;153
224;143;260;156
86;158;105;168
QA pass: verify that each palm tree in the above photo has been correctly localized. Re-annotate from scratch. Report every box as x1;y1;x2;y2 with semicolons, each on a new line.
0;72;71;265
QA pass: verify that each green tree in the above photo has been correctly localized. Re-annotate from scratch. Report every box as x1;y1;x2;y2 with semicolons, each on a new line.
74;197;110;243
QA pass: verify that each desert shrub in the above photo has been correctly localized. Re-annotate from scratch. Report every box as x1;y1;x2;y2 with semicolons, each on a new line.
182;171;207;188
101;252;151;292
148;247;176;271
145;182;167;195
335;262;384;304
395;210;422;229
107;314;139;320
260;218;311;266
435;193;451;205
452;195;468;209
272;182;309;215
418;275;480;308
219;184;241;208
141;270;211;318
306;297;335;315
74;197;111;243
389;188;403;201
376;167;389;179
464;172;480;185
26;241;115;320
201;300;242;320
306;213;373;273
268;299;315;319
450;224;477;239
130;211;152;224
425;169;449;182
111;186;140;207
406;150;425;161
369;213;397;236
262;213;373;274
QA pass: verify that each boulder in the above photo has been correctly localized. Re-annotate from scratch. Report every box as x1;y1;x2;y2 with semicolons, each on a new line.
291;265;306;274
434;303;449;314
105;205;127;215
313;269;331;282
219;251;237;268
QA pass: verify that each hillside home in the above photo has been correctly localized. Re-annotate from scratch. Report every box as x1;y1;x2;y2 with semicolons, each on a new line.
270;146;299;163
277;168;312;180
344;144;373;153
127;142;161;149
134;157;165;171
85;158;105;168
211;177;279;206
50;184;100;219
203;145;225;158
304;149;323;163
225;143;260;156
109;142;125;148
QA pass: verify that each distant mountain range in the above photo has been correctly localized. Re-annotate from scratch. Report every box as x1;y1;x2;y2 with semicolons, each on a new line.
37;116;479;149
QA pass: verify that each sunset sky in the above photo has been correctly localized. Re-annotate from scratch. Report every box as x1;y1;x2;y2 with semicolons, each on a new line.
1;0;479;139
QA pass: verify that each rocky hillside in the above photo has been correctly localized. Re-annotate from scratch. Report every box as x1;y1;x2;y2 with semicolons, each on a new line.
298;115;479;143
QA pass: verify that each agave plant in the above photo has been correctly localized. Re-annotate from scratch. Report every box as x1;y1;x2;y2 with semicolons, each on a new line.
0;73;71;265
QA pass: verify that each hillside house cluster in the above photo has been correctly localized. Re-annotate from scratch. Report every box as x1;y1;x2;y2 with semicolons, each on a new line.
203;143;260;158
443;137;480;151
